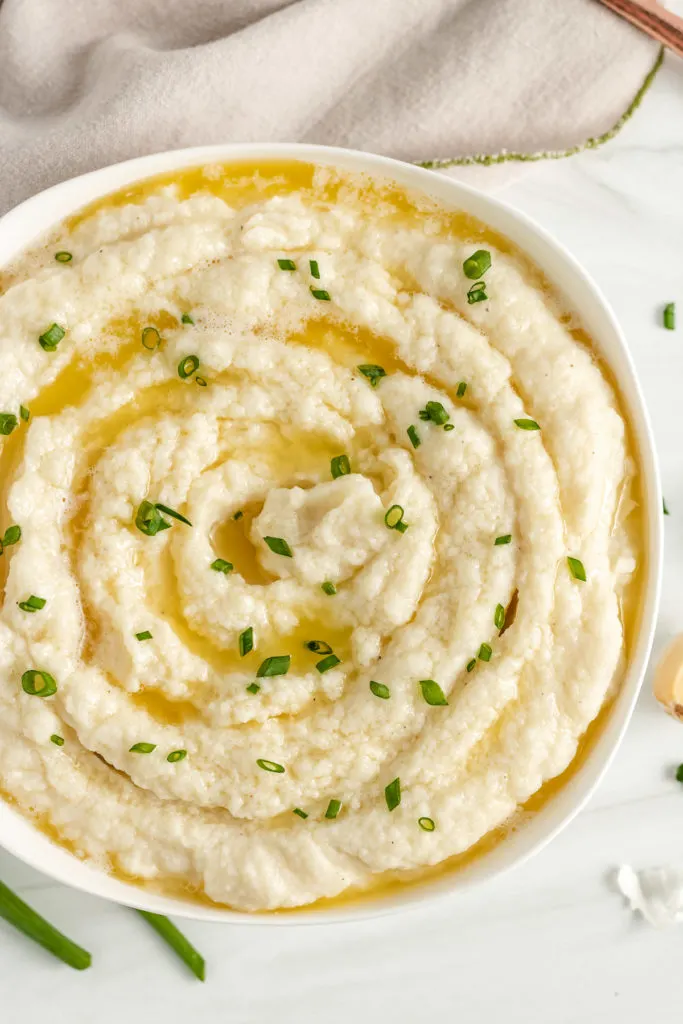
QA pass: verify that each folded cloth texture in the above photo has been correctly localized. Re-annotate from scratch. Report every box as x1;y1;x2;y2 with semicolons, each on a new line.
0;0;659;212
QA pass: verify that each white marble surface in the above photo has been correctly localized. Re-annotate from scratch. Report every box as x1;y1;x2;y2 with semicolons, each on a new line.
2;53;683;1024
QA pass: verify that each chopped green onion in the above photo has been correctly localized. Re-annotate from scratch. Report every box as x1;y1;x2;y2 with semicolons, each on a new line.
309;259;320;279
293;808;308;819
135;630;153;641
210;558;233;574
2;524;21;547
331;454;351;479
257;758;285;773
154;503;192;527
0;879;91;971
407;425;421;449
357;364;386;387
567;556;587;582
467;281;487;304
195;376;208;387
478;643;492;662
246;683;260;694
419;679;448;706
514;418;540;431
277;258;296;271
321;581;337;596
384;505;409;532
495;534;512;546
167;749;187;763
0;413;18;435
20;405;30;422
54;251;73;263
420;401;450;425
310;287;331;301
21;670;57;697
239;627;254;657
141;326;161;351
316;654;341;673
257;655;291;678
129;742;156;754
181;312;195;325
178;355;200;379
443;424;455;432
325;799;342;819
664;303;676;330
233;510;244;521
38;323;65;351
134;500;171;536
264;536;293;557
135;910;205;982
370;680;390;699
18;595;46;613
305;640;333;654
676;764;683;783
456;382;467;398
385;777;401;811
50;734;65;746
494;603;505;630
663;498;670;516
463;249;491;280
418;817;436;832
466;658;476;673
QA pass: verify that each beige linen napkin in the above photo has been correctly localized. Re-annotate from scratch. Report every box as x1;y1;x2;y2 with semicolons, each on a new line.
0;0;659;214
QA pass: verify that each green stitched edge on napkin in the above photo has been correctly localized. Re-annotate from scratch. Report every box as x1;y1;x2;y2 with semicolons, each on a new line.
416;48;663;171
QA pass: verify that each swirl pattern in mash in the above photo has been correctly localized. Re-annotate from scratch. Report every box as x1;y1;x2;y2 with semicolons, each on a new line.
0;164;639;910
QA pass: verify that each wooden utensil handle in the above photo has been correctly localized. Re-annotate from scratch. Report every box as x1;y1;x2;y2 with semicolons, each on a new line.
598;0;683;57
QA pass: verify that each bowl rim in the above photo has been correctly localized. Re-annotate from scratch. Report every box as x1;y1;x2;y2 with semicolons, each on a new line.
0;141;663;924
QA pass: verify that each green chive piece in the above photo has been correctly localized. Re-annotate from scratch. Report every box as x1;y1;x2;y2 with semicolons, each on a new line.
210;558;233;574
257;758;285;773
419;679;448;706
407;425;421;449
293;808;308;819
567;556;587;582
181;312;195;325
443;423;455;432
257;655;291;678
331;454;351;479
494;603;505;630
316;654;341;673
421;401;450;425
17;595;46;613
514;418;541;431
195;376;208;387
233;510;244;521
0;879;91;971
239;627;254;657
21;670;57;697
467;281;488;304
141;326;161;351
50;734;64;747
309;259;320;279
384;505;408;531
495;534;512;546
55;251;73;263
478;643;492;662
154;503;192;527
456;382;467;398
0;413;18;435
321;581;337;596
663;498;670;516
178;355;200;380
135;630;153;641
385;777;401;812
664;303;676;330
305;640;333;654
325;799;342;819
357;364;386;387
369;680;390;699
277;258;296;271
1;524;21;549
264;536;293;557
310;287;331;301
167;749;187;763
418;816;436;832
129;742;156;753
38;323;65;351
246;683;260;694
134;500;170;536
463;249;491;280
466;658;476;673
20;405;30;422
675;764;683;783
135;910;205;982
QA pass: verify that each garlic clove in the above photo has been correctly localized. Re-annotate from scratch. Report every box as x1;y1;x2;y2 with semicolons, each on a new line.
652;634;683;721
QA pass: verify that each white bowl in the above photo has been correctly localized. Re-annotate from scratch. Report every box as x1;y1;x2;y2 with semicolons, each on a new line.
0;143;662;923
